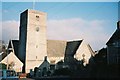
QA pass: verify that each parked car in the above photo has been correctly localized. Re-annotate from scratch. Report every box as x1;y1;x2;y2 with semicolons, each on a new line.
0;69;19;79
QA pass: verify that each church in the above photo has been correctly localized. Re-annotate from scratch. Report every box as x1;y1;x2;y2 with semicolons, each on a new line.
1;9;95;73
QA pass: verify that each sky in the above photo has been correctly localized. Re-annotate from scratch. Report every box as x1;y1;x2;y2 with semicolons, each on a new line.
1;1;119;51
1;0;120;2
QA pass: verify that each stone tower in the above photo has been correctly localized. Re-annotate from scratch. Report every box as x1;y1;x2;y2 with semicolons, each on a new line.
19;9;47;73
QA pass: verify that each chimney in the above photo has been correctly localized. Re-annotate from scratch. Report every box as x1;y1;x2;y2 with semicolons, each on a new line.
44;56;47;61
117;21;120;29
118;2;120;28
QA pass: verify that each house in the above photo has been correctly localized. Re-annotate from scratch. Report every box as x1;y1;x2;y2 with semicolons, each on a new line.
35;56;50;77
0;52;23;72
0;40;23;72
106;21;120;64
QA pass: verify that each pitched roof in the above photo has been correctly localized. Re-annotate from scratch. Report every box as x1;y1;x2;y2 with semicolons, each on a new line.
47;40;67;57
0;52;23;72
39;56;50;68
65;40;83;57
12;40;19;56
3;39;67;60
106;29;120;45
87;44;95;56
0;40;19;61
106;21;120;45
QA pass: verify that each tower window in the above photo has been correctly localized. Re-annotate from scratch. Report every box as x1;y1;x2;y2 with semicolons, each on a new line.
36;15;39;21
36;45;38;48
36;15;39;18
36;27;39;32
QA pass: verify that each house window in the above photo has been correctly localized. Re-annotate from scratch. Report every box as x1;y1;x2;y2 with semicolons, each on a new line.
113;41;120;47
112;42;116;46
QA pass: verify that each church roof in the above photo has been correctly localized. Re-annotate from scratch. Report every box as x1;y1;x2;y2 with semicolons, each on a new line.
2;39;94;65
47;40;67;57
1;39;67;61
65;40;83;57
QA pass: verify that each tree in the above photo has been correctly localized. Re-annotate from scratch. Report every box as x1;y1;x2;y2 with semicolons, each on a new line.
0;63;7;69
0;40;6;53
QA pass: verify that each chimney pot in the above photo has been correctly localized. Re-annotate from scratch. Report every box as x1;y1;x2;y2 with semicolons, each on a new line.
117;21;120;29
44;56;47;61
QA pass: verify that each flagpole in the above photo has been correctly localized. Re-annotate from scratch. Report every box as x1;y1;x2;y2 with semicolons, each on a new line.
33;0;35;10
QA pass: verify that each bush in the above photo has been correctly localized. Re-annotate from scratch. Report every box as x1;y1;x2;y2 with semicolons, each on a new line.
0;63;7;69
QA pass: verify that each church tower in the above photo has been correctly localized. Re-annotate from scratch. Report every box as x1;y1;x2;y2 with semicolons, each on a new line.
19;9;47;73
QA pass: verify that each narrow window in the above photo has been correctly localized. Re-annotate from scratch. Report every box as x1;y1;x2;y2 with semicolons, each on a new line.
36;45;38;48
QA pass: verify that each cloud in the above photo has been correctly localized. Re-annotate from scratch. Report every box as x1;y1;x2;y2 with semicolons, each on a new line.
1;18;110;50
2;20;19;43
47;18;110;50
3;10;9;13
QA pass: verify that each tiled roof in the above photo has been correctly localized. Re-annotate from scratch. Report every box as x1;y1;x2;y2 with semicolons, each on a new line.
47;40;67;57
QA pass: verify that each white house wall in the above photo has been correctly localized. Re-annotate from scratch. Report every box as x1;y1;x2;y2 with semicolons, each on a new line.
0;52;23;72
75;40;93;65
